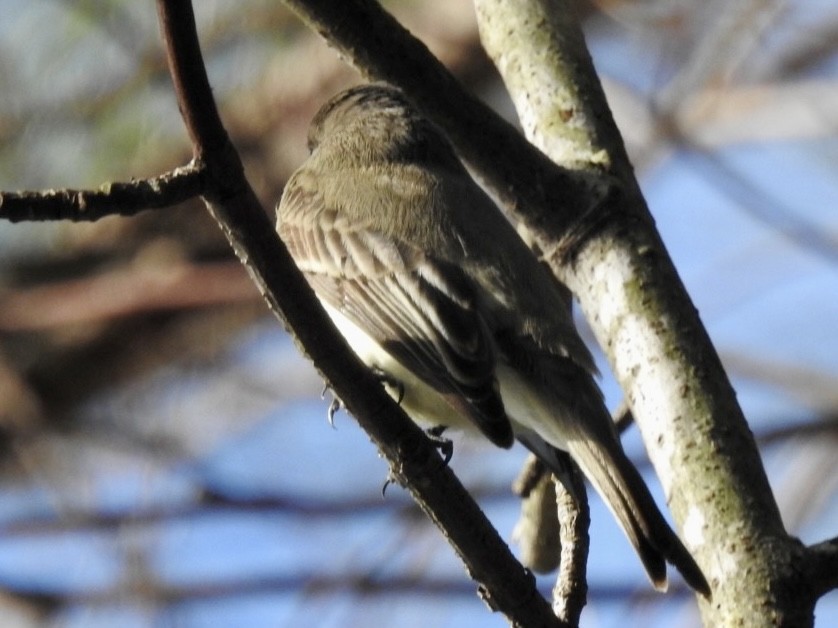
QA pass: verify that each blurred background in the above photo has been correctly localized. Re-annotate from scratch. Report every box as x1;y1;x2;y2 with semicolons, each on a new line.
0;1;836;626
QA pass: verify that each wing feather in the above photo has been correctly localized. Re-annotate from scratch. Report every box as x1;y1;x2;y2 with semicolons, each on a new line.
278;175;512;447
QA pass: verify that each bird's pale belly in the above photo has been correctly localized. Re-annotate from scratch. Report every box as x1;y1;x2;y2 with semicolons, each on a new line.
320;301;479;434
320;300;572;453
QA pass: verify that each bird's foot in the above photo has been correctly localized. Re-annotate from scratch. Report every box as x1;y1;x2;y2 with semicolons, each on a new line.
371;367;405;404
380;427;452;496
426;425;453;465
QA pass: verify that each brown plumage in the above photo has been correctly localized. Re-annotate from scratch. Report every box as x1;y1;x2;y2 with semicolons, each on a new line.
277;83;709;596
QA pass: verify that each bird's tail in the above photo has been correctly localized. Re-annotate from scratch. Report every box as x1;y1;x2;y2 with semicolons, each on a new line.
522;430;710;597
496;343;709;595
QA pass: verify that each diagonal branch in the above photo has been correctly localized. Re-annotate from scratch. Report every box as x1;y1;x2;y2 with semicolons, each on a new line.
155;1;562;625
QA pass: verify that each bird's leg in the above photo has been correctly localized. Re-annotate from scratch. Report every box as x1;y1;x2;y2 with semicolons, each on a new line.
322;366;404;428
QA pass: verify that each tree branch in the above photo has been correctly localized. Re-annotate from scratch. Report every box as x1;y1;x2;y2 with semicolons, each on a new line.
512;454;589;625
475;0;812;624
807;537;838;597
0;163;205;223
551;456;590;625
154;1;562;625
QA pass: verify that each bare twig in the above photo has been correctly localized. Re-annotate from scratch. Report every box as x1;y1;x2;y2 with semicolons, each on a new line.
512;453;590;624
0;163;205;223
553;458;590;626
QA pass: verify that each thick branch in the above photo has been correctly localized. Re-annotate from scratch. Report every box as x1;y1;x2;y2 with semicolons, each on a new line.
807;537;838;597
155;1;561;625
476;1;811;625
0;164;205;223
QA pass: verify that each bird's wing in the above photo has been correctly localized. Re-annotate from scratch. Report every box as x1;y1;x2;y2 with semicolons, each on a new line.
433;172;600;376
278;172;514;448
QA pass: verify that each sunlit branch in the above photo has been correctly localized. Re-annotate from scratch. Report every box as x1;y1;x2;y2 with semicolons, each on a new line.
0;163;205;223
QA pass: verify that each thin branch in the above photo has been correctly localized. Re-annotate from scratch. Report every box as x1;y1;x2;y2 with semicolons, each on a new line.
806;537;838;597
0;163;205;223
552;457;590;626
155;1;561;625
156;5;229;159
512;453;590;624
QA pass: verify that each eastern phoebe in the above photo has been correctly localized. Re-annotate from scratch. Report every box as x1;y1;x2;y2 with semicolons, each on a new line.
277;84;708;596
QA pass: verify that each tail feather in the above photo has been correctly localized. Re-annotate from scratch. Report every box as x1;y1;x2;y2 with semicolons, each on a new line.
498;347;709;596
522;433;710;597
578;437;708;595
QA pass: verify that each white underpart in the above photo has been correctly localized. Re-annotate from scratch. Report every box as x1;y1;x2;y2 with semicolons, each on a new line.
324;298;630;535
494;364;570;452
321;301;571;453
320;301;474;433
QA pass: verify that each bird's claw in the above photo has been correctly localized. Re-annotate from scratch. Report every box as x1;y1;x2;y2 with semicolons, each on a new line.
381;470;399;497
380;428;452;496
321;383;344;428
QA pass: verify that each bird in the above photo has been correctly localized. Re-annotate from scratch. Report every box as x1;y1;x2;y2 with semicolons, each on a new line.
276;83;709;596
